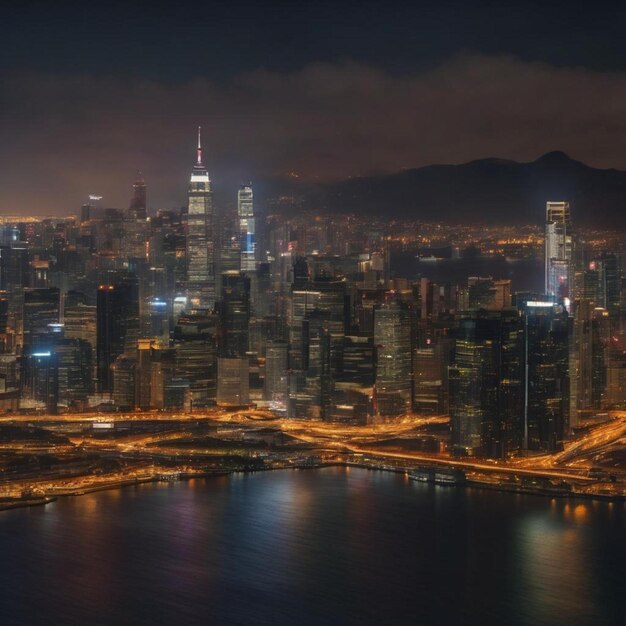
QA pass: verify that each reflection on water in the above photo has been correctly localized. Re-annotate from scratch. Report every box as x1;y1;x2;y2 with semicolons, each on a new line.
0;468;623;626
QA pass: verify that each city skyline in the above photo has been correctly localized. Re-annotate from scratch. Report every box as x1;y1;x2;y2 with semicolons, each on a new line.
1;4;625;625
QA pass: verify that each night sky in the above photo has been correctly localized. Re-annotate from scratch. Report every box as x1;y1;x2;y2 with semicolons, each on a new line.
2;0;626;213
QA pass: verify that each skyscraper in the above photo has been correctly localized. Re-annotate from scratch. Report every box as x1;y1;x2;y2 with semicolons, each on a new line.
545;201;572;301
96;276;140;393
238;184;255;272
22;287;60;348
186;127;215;310
218;271;251;358
519;299;570;451
129;171;147;220
449;309;523;458
374;298;413;417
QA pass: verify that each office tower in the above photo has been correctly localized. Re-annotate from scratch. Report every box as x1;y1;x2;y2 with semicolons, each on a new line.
264;339;289;410
149;209;187;297
173;311;217;408
449;309;523;458
594;254;621;315
0;245;29;295
373;298;413;417
149;349;185;410
545;201;572;300
112;354;136;410
186;127;215;310
252;262;272;318
295;309;333;419
26;349;58;414
288;289;321;370
218;271;251;358
96;275;140;393
54;337;92;408
96;285;120;394
463;277;512;311
129;172;147;220
217;358;249;406
146;298;169;342
329;334;375;424
136;339;159;410
63;291;97;348
342;335;375;386
215;205;241;300
80;203;92;224
570;299;609;422
519;299;570;451
22;287;60;348
123;172;148;260
238;185;255;272
413;344;448;414
0;294;9;353
248;315;283;357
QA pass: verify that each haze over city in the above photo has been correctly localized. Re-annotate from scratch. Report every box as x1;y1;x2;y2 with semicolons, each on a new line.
4;1;626;213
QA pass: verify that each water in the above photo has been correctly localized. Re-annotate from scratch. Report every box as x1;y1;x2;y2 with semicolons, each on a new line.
391;254;544;293
0;468;624;626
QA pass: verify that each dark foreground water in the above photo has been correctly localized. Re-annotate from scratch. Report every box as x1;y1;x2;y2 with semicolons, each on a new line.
0;468;624;626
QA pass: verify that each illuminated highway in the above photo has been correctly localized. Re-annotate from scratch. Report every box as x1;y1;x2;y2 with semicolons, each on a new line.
1;408;626;507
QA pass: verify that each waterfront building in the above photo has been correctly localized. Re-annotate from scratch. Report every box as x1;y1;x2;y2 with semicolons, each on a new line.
449;309;523;458
519;299;570;451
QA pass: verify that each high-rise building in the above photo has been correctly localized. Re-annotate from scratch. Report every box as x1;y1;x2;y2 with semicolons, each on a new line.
186;127;215;310
129;172;147;220
264;339;289;410
238;185;255;272
96;276;140;393
22;287;60;348
63;291;96;348
218;271;251;358
373;298;413;417
54;337;93;408
173;311;217;408
26;349;58;414
519;299;570;451
448;309;523;458
545;201;572;301
217;357;249;406
413;344;448;414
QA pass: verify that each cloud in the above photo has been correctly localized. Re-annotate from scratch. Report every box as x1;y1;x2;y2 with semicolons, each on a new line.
2;54;626;214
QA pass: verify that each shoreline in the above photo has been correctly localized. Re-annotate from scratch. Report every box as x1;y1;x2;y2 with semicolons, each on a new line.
1;460;623;514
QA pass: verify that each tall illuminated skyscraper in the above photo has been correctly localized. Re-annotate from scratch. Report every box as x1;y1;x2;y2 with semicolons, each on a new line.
238;184;255;272
186;127;215;310
545;201;572;300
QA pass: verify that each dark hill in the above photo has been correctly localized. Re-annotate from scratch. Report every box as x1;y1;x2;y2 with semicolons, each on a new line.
259;152;626;227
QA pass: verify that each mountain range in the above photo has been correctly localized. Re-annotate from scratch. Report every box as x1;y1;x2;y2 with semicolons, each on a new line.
258;152;626;227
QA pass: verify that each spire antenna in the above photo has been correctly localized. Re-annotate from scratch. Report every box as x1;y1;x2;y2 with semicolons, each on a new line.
197;126;203;166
